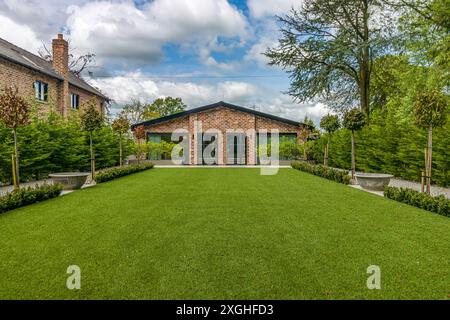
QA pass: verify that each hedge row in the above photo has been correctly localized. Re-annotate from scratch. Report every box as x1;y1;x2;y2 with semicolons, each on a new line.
384;186;449;217
291;161;351;185
0;184;63;214
95;163;154;183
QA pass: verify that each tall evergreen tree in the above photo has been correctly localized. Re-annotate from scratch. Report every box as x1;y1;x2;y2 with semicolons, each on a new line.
265;0;395;119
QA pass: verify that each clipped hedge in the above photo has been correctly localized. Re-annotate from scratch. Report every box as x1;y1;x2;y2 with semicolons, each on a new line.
0;184;63;214
95;163;154;183
291;161;351;185
384;186;449;217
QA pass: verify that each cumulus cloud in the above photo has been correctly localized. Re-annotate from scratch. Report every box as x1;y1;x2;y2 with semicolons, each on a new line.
66;0;248;65
0;15;42;53
88;72;328;125
247;0;300;19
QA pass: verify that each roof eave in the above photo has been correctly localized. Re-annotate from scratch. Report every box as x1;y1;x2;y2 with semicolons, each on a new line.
0;54;64;81
131;101;308;130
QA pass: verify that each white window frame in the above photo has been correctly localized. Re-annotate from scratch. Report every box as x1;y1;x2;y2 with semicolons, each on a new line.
34;81;48;101
70;93;80;109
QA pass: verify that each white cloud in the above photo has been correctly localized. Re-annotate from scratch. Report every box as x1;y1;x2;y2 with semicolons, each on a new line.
244;36;277;67
0;15;42;53
247;0;300;19
89;72;328;124
66;0;248;65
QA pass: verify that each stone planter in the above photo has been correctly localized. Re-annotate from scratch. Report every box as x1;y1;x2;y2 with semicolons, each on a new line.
49;173;90;190
355;173;394;191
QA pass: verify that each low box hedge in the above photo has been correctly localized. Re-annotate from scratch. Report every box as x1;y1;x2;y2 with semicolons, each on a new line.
95;163;154;184
384;186;449;217
0;184;63;214
291;161;351;185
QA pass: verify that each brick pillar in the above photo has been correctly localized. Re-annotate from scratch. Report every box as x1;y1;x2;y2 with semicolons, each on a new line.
52;34;69;117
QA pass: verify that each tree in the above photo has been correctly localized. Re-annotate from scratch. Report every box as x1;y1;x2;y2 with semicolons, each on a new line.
38;41;96;77
80;101;103;180
133;125;147;164
120;97;186;124
265;0;395;119
119;99;147;124
112;117;130;167
320;114;340;167
0;86;31;188
343;108;367;180
413;90;448;193
142;97;186;120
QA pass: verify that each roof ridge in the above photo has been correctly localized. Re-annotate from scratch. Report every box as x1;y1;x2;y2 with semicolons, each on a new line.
0;37;52;65
131;101;307;129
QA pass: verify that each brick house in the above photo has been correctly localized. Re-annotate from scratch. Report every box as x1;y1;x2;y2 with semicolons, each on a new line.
0;34;108;116
131;101;310;165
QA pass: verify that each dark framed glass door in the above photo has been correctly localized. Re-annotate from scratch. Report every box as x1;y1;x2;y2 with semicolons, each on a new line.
226;133;246;165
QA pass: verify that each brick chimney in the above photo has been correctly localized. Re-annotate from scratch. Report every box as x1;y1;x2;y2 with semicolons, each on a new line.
52;34;69;116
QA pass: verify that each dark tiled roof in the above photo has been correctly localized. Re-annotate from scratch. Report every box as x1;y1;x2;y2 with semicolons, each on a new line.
131;101;309;130
0;37;107;99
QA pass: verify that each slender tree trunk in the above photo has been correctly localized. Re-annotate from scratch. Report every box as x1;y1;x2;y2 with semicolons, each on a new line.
119;133;123;167
324;134;331;167
360;0;371;122
12;129;20;188
351;130;356;180
426;125;433;194
90;132;95;181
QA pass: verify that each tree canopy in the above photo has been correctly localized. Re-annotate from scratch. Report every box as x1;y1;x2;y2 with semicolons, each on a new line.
320;114;340;134
120;97;186;124
80;101;103;132
265;0;396;118
343;108;367;131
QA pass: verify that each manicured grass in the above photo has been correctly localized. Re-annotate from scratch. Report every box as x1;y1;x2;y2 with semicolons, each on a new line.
0;168;449;299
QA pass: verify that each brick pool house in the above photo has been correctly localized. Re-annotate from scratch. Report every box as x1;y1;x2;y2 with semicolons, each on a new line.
0;34;108;116
131;101;310;165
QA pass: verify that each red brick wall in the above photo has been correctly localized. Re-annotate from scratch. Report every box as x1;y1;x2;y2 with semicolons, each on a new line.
0;59;60;114
0;58;105;116
141;106;309;165
69;84;105;114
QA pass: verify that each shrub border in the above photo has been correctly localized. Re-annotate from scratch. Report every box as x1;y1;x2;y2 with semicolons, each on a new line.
384;186;449;217
291;161;351;185
0;184;63;214
95;163;154;184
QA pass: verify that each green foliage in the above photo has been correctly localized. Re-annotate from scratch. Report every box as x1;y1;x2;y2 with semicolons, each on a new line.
384;186;449;217
279;139;304;160
95;163;154;183
80;102;102;132
148;141;177;160
111;117;130;135
142;97;186;120
0;183;63;214
0;113;134;184
343;108;367;131
320;114;340;133
306;107;450;186
413;90;448;128
291;161;351;185
120;97;186;123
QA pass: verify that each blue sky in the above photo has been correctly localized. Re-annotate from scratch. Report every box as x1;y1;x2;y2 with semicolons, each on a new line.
0;0;328;123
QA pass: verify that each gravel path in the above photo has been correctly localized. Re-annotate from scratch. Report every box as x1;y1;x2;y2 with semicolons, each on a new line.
388;178;449;199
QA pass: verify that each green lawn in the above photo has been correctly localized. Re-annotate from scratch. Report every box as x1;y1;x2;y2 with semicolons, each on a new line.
0;168;449;299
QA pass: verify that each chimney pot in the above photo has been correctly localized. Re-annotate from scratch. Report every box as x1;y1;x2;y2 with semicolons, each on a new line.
57;34;64;40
